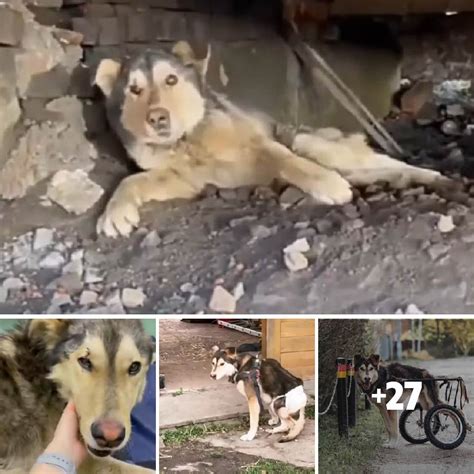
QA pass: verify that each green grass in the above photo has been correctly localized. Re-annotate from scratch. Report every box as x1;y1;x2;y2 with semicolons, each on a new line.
172;388;184;397
240;459;314;474
305;404;315;420
319;408;385;474
162;420;248;446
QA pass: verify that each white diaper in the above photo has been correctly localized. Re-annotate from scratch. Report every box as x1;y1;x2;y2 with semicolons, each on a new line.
285;385;307;413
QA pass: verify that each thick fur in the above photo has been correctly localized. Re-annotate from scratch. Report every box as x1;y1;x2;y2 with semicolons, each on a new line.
0;320;155;474
210;345;307;442
354;354;440;448
94;42;447;238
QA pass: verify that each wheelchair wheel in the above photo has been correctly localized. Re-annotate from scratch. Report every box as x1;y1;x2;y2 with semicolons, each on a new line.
399;405;428;444
424;404;467;450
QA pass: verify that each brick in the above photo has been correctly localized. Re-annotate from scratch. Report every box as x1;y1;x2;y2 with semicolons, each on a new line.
211;15;273;41
151;10;188;41
0;7;24;46
98;17;121;45
27;7;74;28
72;17;99;45
185;13;210;43
62;0;86;4
84;3;115;17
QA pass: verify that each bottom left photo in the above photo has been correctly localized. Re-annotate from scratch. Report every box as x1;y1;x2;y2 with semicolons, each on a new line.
0;319;156;474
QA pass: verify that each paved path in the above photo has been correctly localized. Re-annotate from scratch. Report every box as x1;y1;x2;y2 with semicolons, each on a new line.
372;357;474;474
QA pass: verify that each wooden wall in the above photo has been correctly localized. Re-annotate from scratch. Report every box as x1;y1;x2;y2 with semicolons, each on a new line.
262;319;315;380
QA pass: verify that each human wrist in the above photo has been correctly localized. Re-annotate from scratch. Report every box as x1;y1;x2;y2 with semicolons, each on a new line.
33;453;76;474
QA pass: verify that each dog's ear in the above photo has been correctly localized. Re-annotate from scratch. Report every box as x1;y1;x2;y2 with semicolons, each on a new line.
95;58;121;97
354;354;363;368
211;345;220;355
28;320;72;350
223;347;237;359
369;354;381;367
172;41;211;81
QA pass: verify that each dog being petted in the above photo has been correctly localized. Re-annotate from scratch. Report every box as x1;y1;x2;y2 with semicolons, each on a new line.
318;318;474;474
0;318;156;474
159;317;315;472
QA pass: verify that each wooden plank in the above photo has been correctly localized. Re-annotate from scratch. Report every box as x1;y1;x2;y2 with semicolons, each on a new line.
281;320;315;338
265;319;282;362
281;335;315;353
281;350;315;368
291;365;316;380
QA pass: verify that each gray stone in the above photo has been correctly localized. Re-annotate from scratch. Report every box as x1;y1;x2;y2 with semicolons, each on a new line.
180;282;196;294
315;219;333;234
72;17;99;45
122;288;146;308
40;251;65;269
0;7;24;46
209;285;236;313
0;287;7;303
33;228;54;251
437;214;455;233
84;267;104;284
2;277;25;290
427;243;450;261
279;186;305;209
250;224;277;240
342;204;359;219
140;230;162;249
47;170;104;215
80;290;98;306
284;251;308;272
229;216;257;228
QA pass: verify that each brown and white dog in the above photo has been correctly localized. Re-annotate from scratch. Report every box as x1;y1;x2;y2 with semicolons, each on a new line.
354;354;440;448
210;345;307;442
94;42;447;238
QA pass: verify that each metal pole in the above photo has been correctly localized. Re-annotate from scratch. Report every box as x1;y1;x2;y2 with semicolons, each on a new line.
347;358;356;428
336;357;348;437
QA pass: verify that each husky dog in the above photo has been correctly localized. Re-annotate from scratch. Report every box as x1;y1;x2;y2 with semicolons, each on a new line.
354;354;440;448
94;42;447;237
0;320;155;474
210;345;307;442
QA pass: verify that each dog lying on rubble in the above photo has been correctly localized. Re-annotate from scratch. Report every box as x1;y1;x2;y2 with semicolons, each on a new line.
94;41;448;238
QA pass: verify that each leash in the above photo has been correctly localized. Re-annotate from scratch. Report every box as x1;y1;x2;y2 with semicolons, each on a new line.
232;355;266;411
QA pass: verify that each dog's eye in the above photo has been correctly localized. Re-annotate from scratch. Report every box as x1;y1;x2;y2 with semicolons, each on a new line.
128;361;141;376
129;83;143;96
219;362;224;367
165;74;178;86
78;357;92;372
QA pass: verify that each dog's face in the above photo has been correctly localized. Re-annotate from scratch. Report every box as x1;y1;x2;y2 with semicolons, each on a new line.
30;320;154;458
210;345;238;380
94;44;206;168
354;354;380;391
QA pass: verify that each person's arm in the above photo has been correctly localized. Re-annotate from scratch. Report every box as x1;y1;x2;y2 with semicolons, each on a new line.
30;402;87;474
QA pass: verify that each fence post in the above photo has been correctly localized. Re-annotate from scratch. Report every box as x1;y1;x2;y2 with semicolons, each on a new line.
347;357;356;427
336;357;348;437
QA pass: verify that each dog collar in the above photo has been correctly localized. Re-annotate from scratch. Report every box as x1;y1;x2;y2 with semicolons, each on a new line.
35;453;76;474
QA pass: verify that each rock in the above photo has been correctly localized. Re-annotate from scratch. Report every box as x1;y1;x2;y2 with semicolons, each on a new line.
441;119;460;136
294;221;310;230
297;228;316;240
47;169;104;215
84;267;104;284
250;224;277;240
0;6;24;46
342;204;359;219
315;219;333;234
62;250;84;277
446;103;465;117
445;147;464;168
229;216;258;228
2;277;25;290
39;251;65;269
427;243;450;261
80;290;98;306
122;288;146;308
54;272;83;294
406;303;424;314
283;238;310;254
233;282;245;301
209;285;236;313
33;228;54;251
105;290;126;314
400;81;433;116
284;251;308;272
0;287;7;303
437;215;455;233
140;230;161;249
219;188;238;201
345;219;364;231
180;282;196;294
279;186;305;208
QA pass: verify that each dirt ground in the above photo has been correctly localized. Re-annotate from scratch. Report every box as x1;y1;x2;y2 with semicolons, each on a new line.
159;319;259;390
372;357;474;474
2;120;474;314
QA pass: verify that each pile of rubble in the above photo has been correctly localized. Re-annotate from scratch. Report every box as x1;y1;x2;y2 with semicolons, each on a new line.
0;0;101;212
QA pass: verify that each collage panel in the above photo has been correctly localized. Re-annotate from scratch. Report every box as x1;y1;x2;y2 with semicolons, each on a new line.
159;317;315;473
318;318;474;474
0;318;156;473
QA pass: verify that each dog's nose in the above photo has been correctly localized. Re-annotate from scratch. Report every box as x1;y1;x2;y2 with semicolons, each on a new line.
147;107;170;131
210;374;216;379
91;420;126;448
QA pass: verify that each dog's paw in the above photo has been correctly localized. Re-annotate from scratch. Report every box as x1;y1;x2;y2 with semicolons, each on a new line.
97;198;140;238
240;432;256;441
268;418;279;426
307;172;353;205
382;440;399;449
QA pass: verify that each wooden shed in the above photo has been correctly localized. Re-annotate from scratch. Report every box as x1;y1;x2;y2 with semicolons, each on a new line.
262;319;315;380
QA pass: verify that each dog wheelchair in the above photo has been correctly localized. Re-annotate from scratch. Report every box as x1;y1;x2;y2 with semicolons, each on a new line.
399;377;470;450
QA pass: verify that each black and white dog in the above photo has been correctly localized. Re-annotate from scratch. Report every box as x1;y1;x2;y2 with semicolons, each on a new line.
210;345;307;442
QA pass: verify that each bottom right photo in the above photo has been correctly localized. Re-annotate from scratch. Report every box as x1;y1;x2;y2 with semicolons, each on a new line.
318;318;474;474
